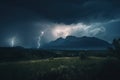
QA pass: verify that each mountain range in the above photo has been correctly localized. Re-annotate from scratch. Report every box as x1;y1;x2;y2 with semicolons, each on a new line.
41;36;112;50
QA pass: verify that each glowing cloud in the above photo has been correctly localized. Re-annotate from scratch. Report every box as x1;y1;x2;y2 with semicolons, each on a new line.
52;26;71;38
35;22;106;43
52;23;106;39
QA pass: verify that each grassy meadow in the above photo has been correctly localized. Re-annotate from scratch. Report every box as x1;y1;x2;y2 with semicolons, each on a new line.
0;46;120;80
0;56;120;80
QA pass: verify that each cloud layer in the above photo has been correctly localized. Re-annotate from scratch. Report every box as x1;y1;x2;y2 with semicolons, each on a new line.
36;22;106;42
0;0;120;47
1;0;120;24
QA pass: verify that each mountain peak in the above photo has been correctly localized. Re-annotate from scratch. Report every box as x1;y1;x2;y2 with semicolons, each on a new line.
66;35;77;40
56;37;64;41
66;35;77;38
42;36;112;50
81;36;88;38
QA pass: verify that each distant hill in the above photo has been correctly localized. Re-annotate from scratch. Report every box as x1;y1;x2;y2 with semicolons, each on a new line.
41;36;112;50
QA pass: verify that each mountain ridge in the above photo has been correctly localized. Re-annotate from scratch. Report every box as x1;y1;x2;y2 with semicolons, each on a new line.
41;36;112;50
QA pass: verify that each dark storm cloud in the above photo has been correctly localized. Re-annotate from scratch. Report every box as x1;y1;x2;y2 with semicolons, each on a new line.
0;0;120;47
24;0;120;23
1;0;120;23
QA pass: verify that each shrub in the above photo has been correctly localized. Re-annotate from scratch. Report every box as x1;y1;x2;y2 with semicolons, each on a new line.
79;51;87;60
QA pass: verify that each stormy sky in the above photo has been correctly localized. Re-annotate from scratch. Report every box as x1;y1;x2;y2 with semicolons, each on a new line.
0;0;120;48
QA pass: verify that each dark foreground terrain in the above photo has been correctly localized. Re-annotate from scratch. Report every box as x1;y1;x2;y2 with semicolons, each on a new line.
0;47;120;80
0;57;120;80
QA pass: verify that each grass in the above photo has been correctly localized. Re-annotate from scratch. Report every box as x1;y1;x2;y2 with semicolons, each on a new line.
0;56;107;80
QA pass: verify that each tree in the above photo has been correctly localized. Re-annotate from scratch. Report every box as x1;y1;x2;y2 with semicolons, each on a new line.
109;38;120;58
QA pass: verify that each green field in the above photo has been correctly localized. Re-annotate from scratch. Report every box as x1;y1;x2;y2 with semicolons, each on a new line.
0;56;119;80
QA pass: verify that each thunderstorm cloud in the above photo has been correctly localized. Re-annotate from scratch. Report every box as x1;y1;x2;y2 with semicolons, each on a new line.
0;0;120;48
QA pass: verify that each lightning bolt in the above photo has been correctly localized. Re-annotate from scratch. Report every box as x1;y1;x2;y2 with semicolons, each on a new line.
10;37;15;47
37;31;44;48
